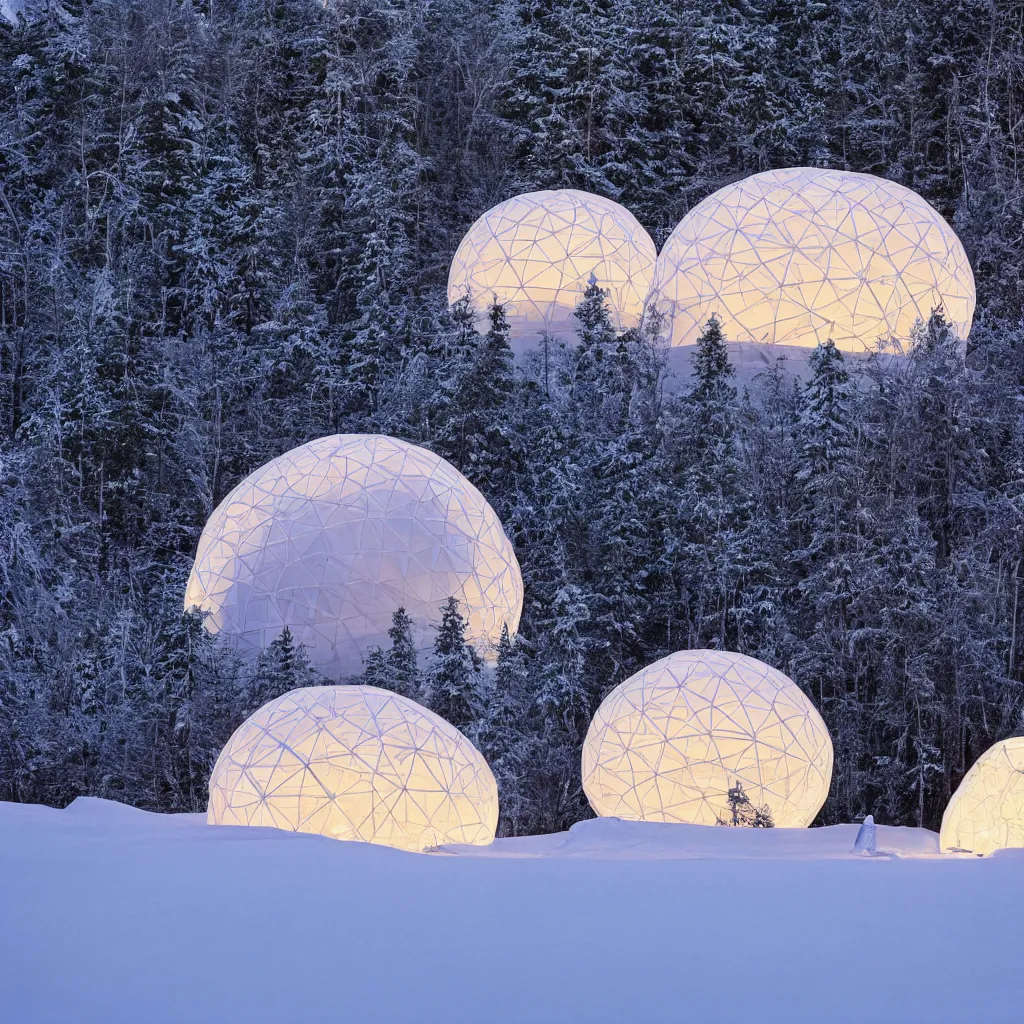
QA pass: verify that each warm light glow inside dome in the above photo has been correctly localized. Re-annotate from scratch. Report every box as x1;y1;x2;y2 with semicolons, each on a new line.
448;189;657;342
647;167;975;353
184;434;523;679
207;685;498;852
940;737;1024;856
582;650;833;828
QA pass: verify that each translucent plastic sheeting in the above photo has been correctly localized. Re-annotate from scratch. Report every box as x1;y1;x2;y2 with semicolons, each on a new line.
941;737;1024;856
582;649;834;828
646;167;975;353
185;435;523;678
448;189;657;342
207;685;498;852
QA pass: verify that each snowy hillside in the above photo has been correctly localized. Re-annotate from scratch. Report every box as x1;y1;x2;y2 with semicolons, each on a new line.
2;798;1022;1024
4;0;1024;844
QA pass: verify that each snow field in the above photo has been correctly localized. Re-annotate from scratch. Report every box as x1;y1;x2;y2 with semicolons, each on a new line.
2;798;1022;1023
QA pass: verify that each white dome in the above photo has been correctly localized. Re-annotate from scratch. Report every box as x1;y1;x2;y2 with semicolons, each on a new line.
647;167;975;353
582;650;833;828
184;434;522;678
207;686;498;852
940;737;1024;855
448;189;657;342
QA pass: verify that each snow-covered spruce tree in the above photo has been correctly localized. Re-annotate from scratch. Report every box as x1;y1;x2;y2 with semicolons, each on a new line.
182;157;273;337
154;605;249;812
896;311;1007;826
359;644;391;694
480;624;528;763
246;626;321;716
425;597;483;732
906;312;980;568
667;315;753;650
832;315;976;829
566;277;622;440
854;501;941;828
533;284;664;690
386;606;422;700
528;582;597;832
432;301;521;505
787;339;868;821
584;318;671;680
360;607;422;700
479;624;542;836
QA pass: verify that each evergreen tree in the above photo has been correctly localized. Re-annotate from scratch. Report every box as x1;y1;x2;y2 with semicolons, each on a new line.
360;644;391;691
479;624;539;835
484;624;529;759
670;315;751;648
153;602;247;811
568;277;619;436
383;606;421;699
247;626;318;715
434;301;520;501
789;339;864;820
426;597;482;731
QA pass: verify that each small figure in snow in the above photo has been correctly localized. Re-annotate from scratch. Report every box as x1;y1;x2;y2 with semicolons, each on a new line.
854;815;877;855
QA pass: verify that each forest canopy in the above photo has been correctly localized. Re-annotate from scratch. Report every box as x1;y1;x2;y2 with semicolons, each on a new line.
1;0;1023;834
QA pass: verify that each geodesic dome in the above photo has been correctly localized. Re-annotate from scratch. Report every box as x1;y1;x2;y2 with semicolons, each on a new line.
207;685;498;852
646;167;975;354
184;435;522;679
940;737;1024;856
448;189;657;343
582;650;833;828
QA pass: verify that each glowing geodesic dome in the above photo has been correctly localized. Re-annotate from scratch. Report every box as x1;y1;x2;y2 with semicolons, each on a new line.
940;737;1024;855
582;650;833;827
646;167;975;354
184;435;522;679
448;189;657;342
207;685;498;852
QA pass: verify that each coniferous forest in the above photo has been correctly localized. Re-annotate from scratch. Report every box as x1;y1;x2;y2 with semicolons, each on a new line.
2;0;1024;835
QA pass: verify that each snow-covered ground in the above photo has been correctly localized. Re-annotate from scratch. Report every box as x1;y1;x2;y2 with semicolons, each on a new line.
2;798;1022;1023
